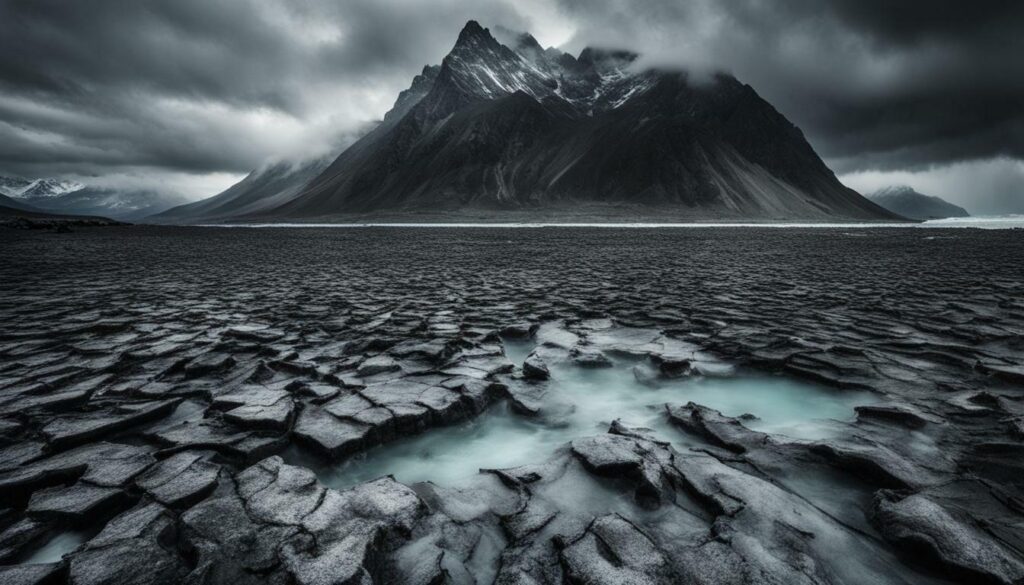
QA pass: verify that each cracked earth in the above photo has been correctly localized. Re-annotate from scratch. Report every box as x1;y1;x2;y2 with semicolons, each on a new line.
1;226;1023;585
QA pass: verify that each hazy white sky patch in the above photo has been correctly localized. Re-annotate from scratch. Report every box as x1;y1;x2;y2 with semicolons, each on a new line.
69;168;245;201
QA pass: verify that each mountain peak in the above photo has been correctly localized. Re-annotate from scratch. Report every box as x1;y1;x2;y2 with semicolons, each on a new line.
448;20;506;61
872;185;916;197
456;20;490;45
516;32;542;51
491;25;545;57
436;20;559;105
2;176;84;199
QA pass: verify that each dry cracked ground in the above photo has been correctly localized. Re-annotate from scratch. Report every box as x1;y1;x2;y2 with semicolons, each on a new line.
1;226;1023;585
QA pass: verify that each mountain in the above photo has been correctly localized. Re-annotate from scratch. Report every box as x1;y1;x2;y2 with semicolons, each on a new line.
867;186;970;220
149;157;333;223
16;185;188;220
244;20;898;222
0;177;83;198
150;121;386;223
19;178;85;198
0;192;43;213
0;175;186;219
0;176;28;195
384;65;441;125
0;192;124;228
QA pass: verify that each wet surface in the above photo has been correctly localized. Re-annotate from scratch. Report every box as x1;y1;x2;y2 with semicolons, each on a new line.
0;226;1022;584
18;530;89;565
287;360;875;489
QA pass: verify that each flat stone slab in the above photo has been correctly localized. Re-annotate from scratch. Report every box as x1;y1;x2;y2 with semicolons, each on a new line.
135;451;221;508
27;482;125;521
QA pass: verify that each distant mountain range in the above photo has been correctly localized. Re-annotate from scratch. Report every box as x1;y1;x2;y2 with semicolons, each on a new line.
157;20;899;223
0;176;187;220
0;177;84;199
867;186;970;220
0;192;41;213
0;192;123;227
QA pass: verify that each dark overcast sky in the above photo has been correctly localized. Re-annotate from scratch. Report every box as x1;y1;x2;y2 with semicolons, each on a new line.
0;0;1021;213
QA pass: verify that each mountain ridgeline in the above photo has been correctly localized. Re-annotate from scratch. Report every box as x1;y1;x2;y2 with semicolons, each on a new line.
159;21;900;222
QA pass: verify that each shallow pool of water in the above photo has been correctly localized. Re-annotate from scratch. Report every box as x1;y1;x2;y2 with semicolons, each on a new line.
291;358;877;490
19;530;89;564
676;375;876;439
500;338;536;366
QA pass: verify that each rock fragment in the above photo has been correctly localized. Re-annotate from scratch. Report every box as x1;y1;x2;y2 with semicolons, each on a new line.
569;347;613;368
872;491;1024;585
135;451;220;508
67;503;187;585
356;355;400;377
40;399;181;449
27;482;127;522
667;402;767;453
560;514;677;584
500;322;537;339
521;353;550;381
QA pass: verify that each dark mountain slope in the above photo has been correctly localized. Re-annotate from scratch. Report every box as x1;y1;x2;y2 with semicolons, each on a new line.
149;157;332;223
151;68;441;224
0;195;121;227
0;193;43;213
20;187;187;220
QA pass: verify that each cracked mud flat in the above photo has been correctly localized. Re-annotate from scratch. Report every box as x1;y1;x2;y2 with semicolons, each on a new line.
1;226;1023;585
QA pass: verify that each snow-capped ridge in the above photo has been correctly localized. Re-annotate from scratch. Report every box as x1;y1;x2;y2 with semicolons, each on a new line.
0;176;85;198
435;20;654;115
872;185;916;197
21;178;85;198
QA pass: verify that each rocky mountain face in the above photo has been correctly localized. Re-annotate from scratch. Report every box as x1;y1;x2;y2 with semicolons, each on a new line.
260;21;896;221
868;186;970;220
0;175;186;220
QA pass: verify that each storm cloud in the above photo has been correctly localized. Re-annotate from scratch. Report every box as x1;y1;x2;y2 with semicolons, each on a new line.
558;0;1024;172
0;0;1020;208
